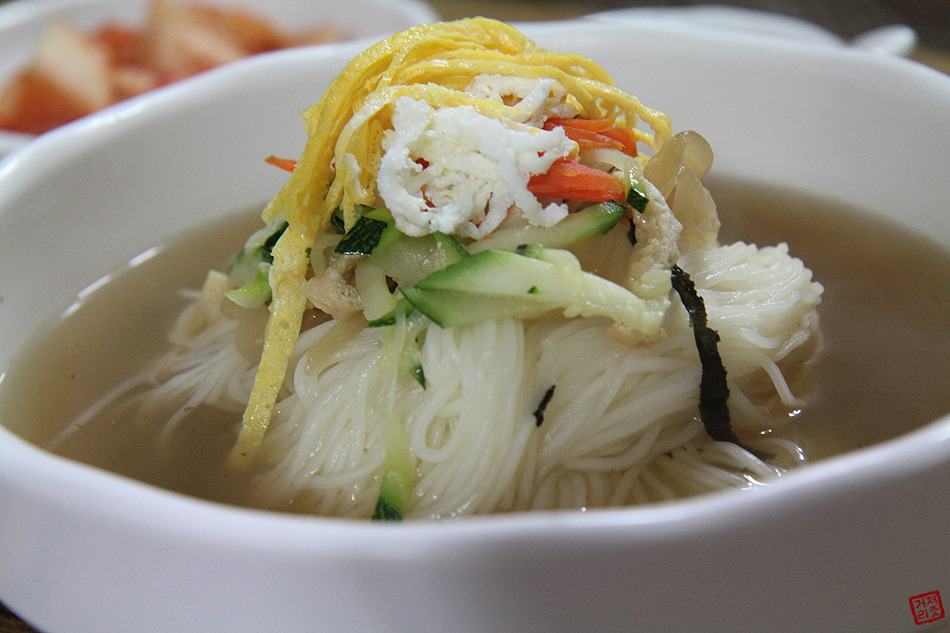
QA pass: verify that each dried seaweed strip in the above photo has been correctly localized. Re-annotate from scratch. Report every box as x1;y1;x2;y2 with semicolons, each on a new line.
533;385;556;427
670;264;740;446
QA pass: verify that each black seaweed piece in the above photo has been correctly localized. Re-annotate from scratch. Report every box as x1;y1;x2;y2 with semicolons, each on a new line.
371;496;403;521
670;264;742;446
626;218;637;247
533;385;556;427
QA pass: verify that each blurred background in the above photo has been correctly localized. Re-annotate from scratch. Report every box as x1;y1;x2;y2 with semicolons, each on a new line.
434;0;949;45
1;0;949;47
426;0;950;70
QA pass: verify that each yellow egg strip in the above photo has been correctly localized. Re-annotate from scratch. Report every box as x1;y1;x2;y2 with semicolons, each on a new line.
229;224;316;468
432;48;616;85
234;19;532;467
230;17;674;467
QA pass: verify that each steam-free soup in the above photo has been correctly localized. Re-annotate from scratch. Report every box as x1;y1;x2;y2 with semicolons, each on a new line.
1;178;948;511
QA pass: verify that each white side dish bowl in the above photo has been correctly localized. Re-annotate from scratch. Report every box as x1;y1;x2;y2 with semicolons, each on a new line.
0;0;438;156
1;18;949;633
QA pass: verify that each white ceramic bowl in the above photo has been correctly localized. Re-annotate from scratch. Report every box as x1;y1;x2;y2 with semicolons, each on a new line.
1;18;950;633
585;5;919;55
0;0;438;156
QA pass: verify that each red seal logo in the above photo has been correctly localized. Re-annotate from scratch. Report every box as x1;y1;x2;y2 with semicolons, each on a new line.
910;591;945;625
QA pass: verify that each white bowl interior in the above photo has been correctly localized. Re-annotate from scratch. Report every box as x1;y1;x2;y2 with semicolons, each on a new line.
0;19;949;633
0;0;438;155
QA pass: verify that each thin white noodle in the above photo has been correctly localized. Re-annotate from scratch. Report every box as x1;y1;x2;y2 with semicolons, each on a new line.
81;233;822;518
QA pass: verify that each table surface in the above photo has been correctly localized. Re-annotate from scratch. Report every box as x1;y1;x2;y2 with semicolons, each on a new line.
1;0;948;631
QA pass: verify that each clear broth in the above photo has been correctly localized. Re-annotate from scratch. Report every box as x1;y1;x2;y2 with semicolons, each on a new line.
714;178;950;458
2;178;950;506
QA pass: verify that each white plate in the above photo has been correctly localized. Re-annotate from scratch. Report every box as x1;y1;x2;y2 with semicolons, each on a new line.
0;0;437;156
0;18;949;633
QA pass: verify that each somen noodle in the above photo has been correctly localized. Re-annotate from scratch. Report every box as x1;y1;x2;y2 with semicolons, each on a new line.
57;18;823;519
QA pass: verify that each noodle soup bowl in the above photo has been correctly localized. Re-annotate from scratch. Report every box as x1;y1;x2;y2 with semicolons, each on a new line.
1;19;950;633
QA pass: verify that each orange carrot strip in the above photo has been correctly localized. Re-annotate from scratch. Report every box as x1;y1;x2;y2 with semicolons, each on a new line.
545;117;614;132
545;117;638;157
555;125;626;153
528;157;624;203
600;126;639;157
265;155;297;172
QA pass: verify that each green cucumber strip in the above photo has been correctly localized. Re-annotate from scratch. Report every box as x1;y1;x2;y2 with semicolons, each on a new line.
366;298;414;327
402;248;668;334
370;232;468;287
334;207;397;255
366;298;427;388
227;218;288;286
410;364;426;389
335;217;390;255
372;460;413;521
624;165;650;213
433;231;470;262
627;185;650;213
370;316;419;521
355;258;398;321
468;200;626;254
372;491;404;520
224;263;271;308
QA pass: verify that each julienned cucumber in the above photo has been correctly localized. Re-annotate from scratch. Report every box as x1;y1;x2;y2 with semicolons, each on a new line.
371;429;414;520
224;264;271;308
468;200;626;253
224;218;288;308
369;231;469;287
335;206;399;255
227;218;288;285
624;169;650;213
401;247;668;335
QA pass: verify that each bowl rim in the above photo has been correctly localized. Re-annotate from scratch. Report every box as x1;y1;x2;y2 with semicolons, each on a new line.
2;400;950;548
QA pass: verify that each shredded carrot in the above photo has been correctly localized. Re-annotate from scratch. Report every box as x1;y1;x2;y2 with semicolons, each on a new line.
548;123;625;153
264;155;297;172
545;118;638;157
600;126;639;157
546;117;614;132
527;157;625;203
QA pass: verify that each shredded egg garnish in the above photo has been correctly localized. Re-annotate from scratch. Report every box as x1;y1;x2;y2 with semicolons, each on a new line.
229;17;673;469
